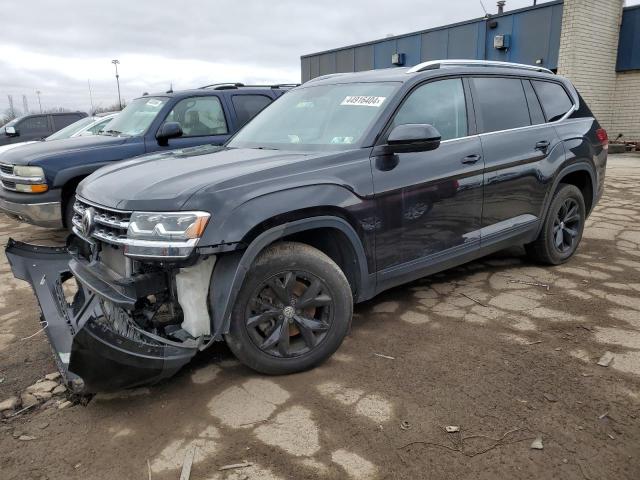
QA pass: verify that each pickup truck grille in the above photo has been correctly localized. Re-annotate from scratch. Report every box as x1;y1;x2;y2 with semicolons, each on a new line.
72;198;131;246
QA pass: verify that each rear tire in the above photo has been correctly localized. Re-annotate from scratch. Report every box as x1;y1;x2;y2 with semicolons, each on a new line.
525;183;585;265
225;241;353;375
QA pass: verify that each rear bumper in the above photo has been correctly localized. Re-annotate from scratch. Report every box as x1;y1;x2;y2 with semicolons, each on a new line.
0;188;63;228
5;239;198;393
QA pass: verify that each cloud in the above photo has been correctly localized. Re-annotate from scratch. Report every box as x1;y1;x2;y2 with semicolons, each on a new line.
3;0;629;113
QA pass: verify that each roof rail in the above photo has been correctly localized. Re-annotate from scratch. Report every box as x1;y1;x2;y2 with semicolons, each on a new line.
406;59;554;75
199;82;300;90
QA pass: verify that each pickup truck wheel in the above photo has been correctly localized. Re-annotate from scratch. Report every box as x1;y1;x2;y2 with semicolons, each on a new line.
525;183;585;265
225;242;353;375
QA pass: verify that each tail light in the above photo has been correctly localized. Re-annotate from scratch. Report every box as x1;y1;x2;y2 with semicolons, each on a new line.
596;128;608;149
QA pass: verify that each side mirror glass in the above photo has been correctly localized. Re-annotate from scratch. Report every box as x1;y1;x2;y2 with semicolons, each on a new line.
387;124;441;153
5;126;18;136
156;122;183;146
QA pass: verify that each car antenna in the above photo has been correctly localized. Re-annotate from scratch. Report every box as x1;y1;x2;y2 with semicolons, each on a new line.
166;82;173;94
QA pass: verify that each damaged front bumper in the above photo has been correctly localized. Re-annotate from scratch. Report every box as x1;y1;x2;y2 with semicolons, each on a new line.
5;239;200;393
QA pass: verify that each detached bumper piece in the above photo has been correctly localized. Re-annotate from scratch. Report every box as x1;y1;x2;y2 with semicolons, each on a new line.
5;239;199;393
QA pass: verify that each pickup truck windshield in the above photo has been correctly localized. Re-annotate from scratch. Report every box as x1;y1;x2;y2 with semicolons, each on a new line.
101;97;167;137
228;82;400;151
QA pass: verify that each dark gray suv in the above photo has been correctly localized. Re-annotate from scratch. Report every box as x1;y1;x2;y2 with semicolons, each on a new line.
7;60;607;393
0;112;87;146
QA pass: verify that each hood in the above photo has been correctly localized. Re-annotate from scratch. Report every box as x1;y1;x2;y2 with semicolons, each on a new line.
78;145;329;211
0;141;39;158
0;135;128;166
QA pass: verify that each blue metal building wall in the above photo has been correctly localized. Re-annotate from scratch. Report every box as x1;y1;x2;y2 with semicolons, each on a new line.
301;1;564;82
617;6;640;72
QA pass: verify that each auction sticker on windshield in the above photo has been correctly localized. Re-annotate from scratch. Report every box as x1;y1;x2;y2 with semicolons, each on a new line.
341;96;386;107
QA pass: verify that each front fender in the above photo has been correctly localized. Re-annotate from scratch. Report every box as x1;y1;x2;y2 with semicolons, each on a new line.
198;183;369;247
209;216;374;340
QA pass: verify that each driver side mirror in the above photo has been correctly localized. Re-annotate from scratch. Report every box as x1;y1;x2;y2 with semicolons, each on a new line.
386;124;441;153
5;126;18;137
156;122;183;146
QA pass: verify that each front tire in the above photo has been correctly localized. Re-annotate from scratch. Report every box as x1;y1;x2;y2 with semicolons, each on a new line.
225;242;353;375
525;183;586;265
63;194;76;233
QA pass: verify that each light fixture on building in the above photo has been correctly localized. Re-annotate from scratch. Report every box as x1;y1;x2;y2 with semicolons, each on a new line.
392;53;405;66
535;58;544;65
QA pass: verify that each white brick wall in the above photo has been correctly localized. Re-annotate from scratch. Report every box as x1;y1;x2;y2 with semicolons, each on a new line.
557;0;624;133
611;71;640;141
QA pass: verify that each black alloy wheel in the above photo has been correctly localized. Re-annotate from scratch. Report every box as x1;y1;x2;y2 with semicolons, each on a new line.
245;271;333;358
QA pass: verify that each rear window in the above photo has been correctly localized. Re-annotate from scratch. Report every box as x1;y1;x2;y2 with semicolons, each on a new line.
471;77;531;133
532;81;574;122
52;114;82;131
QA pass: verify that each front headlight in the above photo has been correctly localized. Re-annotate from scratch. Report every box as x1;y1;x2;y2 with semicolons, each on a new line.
13;166;44;178
123;211;210;259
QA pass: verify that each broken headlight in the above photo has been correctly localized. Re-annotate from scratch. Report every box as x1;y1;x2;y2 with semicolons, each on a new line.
124;211;210;259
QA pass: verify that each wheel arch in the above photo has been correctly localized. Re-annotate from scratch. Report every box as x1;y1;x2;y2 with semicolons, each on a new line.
209;216;374;339
536;161;596;237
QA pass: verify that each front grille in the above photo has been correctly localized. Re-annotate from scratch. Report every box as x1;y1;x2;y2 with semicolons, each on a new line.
0;164;13;175
1;180;16;190
73;198;131;246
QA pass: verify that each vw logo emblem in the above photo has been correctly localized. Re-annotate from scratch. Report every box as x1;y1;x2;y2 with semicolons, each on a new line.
81;207;95;237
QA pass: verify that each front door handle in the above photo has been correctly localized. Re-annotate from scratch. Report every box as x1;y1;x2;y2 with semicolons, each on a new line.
461;154;482;165
535;140;551;151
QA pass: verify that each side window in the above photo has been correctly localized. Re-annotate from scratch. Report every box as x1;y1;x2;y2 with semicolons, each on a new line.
391;78;467;141
532;80;574;122
52;114;79;130
164;96;228;137
19;115;49;134
232;95;273;128
523;80;545;125
472;77;531;133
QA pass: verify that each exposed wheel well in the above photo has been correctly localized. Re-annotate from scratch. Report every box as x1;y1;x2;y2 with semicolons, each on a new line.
558;170;594;213
280;228;361;297
61;176;85;227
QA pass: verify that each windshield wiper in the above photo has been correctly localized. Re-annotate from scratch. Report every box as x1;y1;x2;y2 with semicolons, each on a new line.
102;129;130;137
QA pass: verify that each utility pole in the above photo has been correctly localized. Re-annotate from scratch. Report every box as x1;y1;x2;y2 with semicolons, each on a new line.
36;90;42;113
7;95;15;118
111;59;122;110
22;95;29;114
88;79;95;114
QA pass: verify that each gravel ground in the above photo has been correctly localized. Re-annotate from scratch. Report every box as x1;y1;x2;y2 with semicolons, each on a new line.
0;153;639;480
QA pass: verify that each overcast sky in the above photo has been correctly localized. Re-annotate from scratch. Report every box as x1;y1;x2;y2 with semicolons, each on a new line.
1;0;638;114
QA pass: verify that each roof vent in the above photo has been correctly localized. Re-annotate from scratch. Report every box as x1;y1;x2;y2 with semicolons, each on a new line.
497;0;506;14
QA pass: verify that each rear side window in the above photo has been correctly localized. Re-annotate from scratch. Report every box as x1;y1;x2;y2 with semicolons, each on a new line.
19;115;49;133
532;81;574;122
523;81;545;125
232;95;273;128
52;114;81;130
391;78;467;141
471;78;531;133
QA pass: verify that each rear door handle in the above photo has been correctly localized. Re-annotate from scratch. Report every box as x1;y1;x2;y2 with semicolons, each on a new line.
461;154;482;165
535;140;550;151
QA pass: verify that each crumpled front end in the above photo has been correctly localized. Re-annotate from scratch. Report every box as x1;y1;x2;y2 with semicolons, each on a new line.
5;239;200;393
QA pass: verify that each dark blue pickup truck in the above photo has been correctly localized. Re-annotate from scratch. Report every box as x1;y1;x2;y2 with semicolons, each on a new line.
0;83;293;229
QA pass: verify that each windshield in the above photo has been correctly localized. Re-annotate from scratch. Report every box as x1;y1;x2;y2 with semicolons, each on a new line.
46;117;96;141
228;82;400;151
100;97;167;137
